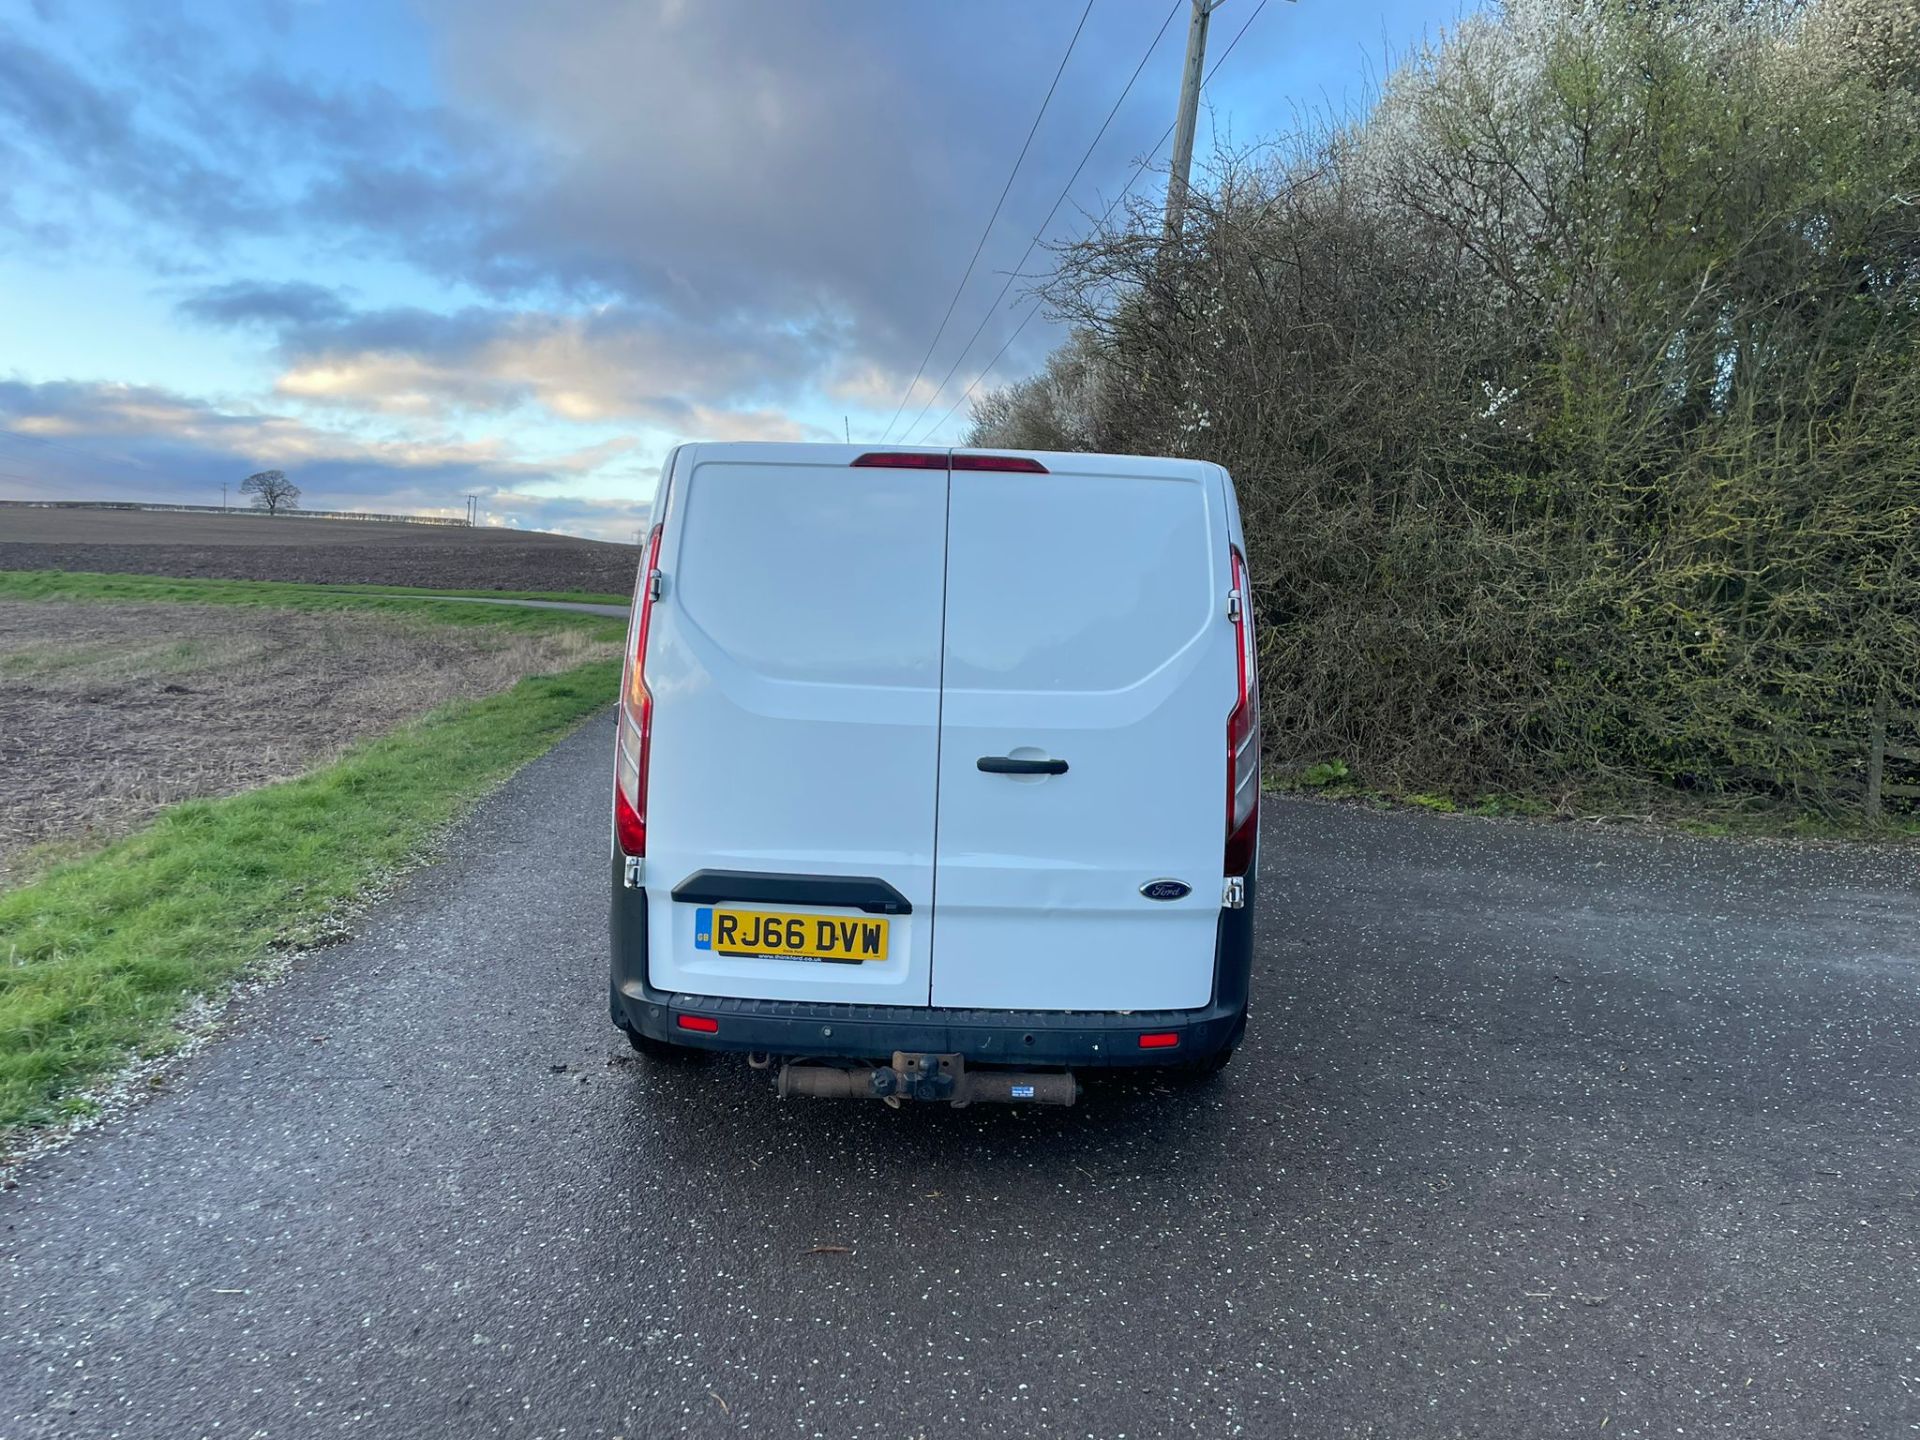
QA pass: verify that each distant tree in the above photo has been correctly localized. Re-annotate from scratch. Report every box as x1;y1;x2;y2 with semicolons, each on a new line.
240;470;300;515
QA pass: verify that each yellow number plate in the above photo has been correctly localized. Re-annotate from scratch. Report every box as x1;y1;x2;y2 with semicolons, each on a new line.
696;906;890;963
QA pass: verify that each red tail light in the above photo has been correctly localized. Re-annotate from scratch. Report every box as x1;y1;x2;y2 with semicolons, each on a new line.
614;523;664;856
676;1014;719;1034
1225;545;1260;877
1138;1031;1181;1050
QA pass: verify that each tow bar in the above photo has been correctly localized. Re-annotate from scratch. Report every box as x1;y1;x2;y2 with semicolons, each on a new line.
774;1052;1080;1107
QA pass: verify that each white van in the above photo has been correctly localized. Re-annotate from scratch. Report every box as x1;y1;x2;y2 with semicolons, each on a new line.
609;443;1259;1105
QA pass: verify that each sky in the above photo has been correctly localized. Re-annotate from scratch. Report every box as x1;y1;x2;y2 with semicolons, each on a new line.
0;0;1472;540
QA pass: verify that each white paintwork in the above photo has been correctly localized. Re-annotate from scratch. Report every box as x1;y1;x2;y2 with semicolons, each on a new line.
636;442;1243;1014
642;445;946;1004
929;451;1234;1010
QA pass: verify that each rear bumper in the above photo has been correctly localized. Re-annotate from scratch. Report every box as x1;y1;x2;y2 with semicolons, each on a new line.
609;857;1256;1067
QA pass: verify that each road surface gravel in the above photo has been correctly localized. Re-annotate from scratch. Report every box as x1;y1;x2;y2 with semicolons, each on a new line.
2;713;1914;1438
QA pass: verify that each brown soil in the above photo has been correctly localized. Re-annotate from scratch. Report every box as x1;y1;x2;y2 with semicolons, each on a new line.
0;510;640;594
0;600;617;884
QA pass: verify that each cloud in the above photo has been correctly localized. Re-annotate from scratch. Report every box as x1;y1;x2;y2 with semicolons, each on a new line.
7;4;1138;394
182;287;838;439
1;0;1179;500
0;22;520;275
404;0;1148;377
178;280;354;329
0;34;275;242
0;379;648;539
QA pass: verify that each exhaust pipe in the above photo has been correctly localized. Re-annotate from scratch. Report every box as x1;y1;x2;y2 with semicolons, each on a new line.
776;1051;1079;1107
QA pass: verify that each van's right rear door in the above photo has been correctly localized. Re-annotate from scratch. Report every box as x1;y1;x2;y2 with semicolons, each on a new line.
929;452;1234;1012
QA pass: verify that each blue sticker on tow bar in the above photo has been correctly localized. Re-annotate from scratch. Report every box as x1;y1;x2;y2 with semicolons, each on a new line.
694;906;714;950
1012;1085;1036;1099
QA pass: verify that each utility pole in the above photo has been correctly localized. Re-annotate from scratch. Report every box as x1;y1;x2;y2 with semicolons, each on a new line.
220;482;227;511
1163;0;1224;248
465;493;478;527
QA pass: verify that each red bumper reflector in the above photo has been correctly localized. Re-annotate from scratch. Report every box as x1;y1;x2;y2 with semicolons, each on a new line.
1138;1032;1180;1049
676;1015;719;1034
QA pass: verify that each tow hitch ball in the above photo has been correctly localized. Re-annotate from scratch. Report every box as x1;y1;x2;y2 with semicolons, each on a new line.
775;1052;1080;1107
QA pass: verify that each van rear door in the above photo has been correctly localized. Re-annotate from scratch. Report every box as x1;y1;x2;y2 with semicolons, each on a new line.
929;452;1234;1012
642;445;946;1005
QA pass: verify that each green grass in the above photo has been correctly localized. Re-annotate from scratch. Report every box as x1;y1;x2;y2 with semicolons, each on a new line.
1469;794;1554;819
320;582;629;606
0;658;619;1136
1298;758;1351;788
0;570;627;640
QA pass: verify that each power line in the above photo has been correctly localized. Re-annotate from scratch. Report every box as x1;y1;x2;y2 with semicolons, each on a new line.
913;0;1276;444
894;0;1186;445
877;0;1095;443
916;301;1043;443
911;147;1150;443
1199;0;1272;97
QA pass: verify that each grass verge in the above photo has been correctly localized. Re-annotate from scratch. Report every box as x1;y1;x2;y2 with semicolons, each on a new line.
0;570;627;637
316;582;629;606
1268;765;1919;838
0;657;618;1136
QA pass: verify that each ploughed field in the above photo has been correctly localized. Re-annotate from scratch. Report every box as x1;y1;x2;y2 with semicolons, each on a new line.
0;599;615;884
0;509;641;594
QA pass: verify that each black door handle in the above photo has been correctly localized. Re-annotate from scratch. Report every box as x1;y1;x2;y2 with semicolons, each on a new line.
978;756;1067;776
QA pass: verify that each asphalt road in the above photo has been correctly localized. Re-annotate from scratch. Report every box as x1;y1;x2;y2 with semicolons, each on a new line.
3;714;1916;1439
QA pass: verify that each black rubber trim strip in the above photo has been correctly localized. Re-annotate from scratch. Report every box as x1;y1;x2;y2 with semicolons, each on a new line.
670;868;913;916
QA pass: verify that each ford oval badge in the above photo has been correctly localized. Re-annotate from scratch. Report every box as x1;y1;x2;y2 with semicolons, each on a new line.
1139;879;1191;902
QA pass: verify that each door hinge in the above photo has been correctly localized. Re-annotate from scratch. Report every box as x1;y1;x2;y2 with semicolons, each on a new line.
1226;587;1243;621
647;569;667;601
1222;876;1245;909
623;855;644;889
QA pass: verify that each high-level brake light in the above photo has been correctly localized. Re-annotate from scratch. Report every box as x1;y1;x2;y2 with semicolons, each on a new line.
850;452;1049;473
613;523;664;856
1225;545;1260;877
951;454;1048;473
850;451;947;469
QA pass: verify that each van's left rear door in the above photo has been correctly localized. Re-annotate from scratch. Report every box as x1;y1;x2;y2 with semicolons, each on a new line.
642;445;947;1005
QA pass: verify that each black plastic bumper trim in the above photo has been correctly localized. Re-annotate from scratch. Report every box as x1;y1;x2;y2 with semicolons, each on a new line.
615;985;1246;1067
669;868;912;916
615;856;1256;1069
